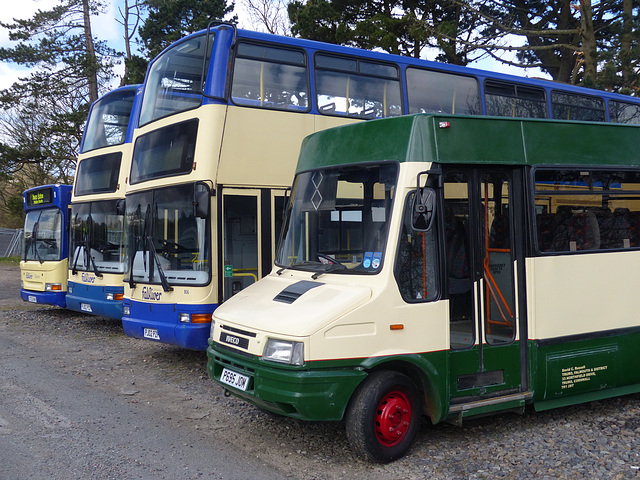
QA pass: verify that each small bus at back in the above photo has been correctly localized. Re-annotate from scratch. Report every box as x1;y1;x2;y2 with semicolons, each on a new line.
21;184;73;307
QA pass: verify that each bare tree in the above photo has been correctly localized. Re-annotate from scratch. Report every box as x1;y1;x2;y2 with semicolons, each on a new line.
117;0;146;84
242;0;290;35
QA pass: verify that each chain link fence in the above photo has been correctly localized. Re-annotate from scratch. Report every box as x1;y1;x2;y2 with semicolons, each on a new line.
0;228;22;258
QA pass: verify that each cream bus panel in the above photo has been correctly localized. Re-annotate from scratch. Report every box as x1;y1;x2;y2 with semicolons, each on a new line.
126;280;217;305
527;251;640;340
21;260;68;291
310;290;450;362
217;108;360;187
218;107;315;186
68;271;125;287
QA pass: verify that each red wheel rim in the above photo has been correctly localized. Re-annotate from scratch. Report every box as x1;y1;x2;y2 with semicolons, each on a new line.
374;390;412;447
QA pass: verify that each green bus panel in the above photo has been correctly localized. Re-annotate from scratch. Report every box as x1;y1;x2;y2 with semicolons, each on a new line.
530;328;640;410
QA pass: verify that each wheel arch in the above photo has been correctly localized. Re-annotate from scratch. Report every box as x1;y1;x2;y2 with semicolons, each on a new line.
357;353;449;424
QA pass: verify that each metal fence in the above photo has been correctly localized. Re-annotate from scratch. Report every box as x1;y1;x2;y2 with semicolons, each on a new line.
0;228;22;257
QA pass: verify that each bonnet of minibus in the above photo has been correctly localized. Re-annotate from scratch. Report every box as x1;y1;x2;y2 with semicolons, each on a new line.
211;270;373;340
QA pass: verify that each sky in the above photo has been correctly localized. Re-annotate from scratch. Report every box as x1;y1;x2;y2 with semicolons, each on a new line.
0;0;547;92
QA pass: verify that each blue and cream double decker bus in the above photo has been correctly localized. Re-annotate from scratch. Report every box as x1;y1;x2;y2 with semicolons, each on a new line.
21;184;73;307
123;22;640;351
66;85;141;319
207;113;640;463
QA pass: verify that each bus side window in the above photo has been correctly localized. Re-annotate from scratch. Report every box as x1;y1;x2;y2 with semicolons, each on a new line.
394;192;438;302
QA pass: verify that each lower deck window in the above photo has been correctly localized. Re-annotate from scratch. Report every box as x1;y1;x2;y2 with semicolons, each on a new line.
534;168;640;252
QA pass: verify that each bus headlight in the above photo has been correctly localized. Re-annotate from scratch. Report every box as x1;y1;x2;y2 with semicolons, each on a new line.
45;283;62;291
123;306;130;316
106;293;124;301
263;339;304;366
209;319;216;339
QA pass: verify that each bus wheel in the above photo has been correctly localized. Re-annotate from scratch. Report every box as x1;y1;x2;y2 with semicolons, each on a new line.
345;370;421;463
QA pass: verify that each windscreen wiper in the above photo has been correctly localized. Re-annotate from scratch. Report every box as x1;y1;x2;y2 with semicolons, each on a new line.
27;217;44;264
85;216;103;278
146;236;173;292
311;263;348;280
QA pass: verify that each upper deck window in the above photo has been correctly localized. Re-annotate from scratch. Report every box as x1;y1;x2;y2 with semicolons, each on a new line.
231;43;309;111
82;89;136;152
140;34;211;126
406;68;481;115
75;152;122;196
130;119;198;184
484;80;547;118
551;91;605;122
315;54;402;118
609;100;640;124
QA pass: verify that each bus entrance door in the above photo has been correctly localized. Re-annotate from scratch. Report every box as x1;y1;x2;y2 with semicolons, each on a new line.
221;189;262;302
443;168;528;413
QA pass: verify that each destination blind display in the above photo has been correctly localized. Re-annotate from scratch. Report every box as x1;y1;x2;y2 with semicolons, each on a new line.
26;187;54;207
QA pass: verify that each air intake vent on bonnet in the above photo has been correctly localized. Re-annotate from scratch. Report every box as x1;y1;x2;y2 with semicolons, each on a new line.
273;280;323;304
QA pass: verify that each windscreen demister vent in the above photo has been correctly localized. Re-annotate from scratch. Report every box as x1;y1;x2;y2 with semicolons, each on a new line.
273;280;323;304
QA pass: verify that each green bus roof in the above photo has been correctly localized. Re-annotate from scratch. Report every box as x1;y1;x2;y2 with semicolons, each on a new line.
296;114;640;172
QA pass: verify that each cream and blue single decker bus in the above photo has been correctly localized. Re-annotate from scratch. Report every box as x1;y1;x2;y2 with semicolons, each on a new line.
21;184;73;307
207;114;640;462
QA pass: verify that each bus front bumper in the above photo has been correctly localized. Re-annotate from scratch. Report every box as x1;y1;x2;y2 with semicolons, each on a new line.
122;300;216;351
20;289;66;308
207;341;367;421
66;282;123;320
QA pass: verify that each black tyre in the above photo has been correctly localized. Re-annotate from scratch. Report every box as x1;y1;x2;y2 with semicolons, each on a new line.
345;370;422;463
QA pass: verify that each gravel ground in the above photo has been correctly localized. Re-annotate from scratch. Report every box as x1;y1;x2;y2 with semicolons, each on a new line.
2;264;640;479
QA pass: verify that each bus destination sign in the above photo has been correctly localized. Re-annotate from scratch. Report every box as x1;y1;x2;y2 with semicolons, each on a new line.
27;187;54;207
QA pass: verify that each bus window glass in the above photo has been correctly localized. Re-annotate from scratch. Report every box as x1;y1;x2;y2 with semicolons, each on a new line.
124;184;211;287
551;91;605;121
23;209;63;262
277;163;398;274
481;174;516;346
443;173;475;349
139;34;210;126
130;119;197;184
70;200;125;274
609;100;640;124
82;89;136;152
484;81;547;118
74;152;122;196
534;169;640;252
394;191;438;302
315;54;402;118
406;68;481;115
231;43;309;110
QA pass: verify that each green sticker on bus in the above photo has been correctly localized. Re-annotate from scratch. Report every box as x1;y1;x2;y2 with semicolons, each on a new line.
224;265;233;278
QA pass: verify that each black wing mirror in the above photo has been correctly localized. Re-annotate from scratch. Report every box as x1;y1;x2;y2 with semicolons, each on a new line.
194;187;210;219
412;187;436;231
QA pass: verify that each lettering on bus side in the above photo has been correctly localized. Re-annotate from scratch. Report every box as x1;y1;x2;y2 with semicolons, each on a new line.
141;286;162;302
81;273;96;283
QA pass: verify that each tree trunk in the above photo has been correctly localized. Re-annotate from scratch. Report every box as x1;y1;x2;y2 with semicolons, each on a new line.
578;0;598;84
82;0;99;102
621;0;632;86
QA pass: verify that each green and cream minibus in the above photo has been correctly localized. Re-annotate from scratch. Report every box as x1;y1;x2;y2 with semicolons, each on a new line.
207;114;640;462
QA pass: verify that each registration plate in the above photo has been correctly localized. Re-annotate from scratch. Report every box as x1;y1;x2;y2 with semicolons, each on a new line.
80;303;93;313
28;295;37;303
220;368;250;391
143;328;160;340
